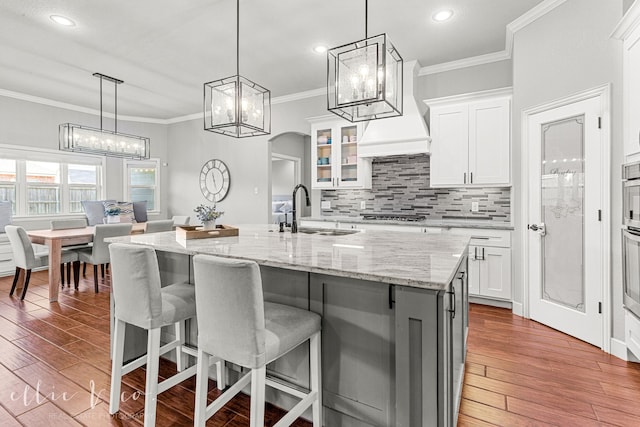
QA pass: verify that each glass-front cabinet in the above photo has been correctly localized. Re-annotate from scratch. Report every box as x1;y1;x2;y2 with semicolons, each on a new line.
310;118;371;189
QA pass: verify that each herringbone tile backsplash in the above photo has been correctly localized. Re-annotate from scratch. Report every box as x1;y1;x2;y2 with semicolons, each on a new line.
320;154;511;223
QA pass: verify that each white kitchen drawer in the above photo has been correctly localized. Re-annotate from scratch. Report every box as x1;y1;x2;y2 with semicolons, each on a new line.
626;309;640;360
449;228;511;248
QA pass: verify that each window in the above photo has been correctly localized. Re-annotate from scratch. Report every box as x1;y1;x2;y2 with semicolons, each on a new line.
0;145;103;217
68;164;99;213
125;159;159;211
26;161;61;215
0;159;16;214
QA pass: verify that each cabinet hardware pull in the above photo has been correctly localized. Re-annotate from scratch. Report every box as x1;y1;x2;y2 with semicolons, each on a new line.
463;173;466;184
470;172;473;183
481;247;485;260
388;285;394;309
449;285;456;318
474;247;477;260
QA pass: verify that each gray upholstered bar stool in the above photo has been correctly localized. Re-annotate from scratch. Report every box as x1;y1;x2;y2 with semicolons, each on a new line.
5;225;79;300
144;219;174;233
192;255;322;427
108;243;212;427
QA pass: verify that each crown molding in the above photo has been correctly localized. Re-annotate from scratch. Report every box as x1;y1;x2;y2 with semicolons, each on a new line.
165;112;201;124
418;50;511;76
419;0;568;76
611;0;640;39
424;87;513;107
164;87;327;124
0;88;168;124
0;85;327;125
272;87;325;105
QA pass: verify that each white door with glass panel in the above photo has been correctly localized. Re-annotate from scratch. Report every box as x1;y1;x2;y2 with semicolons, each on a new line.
527;97;602;347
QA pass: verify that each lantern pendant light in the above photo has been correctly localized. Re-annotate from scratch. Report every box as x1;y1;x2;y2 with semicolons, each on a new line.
203;0;271;137
327;0;403;122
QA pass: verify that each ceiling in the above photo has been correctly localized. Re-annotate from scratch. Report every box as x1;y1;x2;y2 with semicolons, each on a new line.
0;0;543;121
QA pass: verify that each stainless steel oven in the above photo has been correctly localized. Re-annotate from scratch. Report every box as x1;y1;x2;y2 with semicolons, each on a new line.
623;161;640;228
623;161;640;318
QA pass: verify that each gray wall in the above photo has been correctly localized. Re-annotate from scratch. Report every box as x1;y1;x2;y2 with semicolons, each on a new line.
0;95;170;225
418;60;513;101
271;132;312;218
511;0;624;339
165;95;325;225
272;159;295;196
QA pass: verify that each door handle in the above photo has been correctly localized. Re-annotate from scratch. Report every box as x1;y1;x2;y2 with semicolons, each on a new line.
528;223;546;236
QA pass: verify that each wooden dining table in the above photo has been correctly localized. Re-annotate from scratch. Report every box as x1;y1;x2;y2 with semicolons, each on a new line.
27;223;146;302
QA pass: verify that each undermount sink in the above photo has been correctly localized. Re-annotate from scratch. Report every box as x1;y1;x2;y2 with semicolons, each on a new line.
296;227;360;236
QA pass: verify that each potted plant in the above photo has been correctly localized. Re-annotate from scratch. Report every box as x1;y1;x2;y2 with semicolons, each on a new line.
105;206;121;223
194;204;224;230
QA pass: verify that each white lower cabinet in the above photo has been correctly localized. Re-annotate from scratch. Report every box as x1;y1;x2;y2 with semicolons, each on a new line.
626;309;640;360
468;245;511;300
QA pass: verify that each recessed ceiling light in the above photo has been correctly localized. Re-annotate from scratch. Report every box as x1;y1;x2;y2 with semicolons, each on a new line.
313;45;328;54
50;15;75;27
432;9;454;22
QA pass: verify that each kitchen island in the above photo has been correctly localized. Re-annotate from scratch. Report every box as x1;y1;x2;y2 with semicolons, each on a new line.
106;224;469;427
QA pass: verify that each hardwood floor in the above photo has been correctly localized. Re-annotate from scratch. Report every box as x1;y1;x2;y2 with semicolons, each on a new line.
460;304;640;426
1;271;640;426
0;270;311;426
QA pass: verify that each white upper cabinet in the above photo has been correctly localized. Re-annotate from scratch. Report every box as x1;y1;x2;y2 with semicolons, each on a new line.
309;117;372;190
430;104;469;186
427;89;511;187
614;5;640;159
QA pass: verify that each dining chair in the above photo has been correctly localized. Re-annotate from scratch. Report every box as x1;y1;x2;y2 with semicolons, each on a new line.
50;218;88;288
171;215;190;227
75;223;132;293
108;243;204;427
5;225;79;300
192;254;322;427
144;219;174;233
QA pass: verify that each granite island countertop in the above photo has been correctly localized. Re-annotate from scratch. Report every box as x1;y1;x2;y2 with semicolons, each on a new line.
301;216;514;230
106;224;470;291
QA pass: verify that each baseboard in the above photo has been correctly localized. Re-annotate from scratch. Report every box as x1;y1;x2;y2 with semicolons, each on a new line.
610;338;632;362
512;301;523;317
469;295;512;309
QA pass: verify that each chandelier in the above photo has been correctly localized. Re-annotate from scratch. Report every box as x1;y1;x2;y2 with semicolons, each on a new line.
59;73;150;159
204;0;271;137
327;0;403;122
